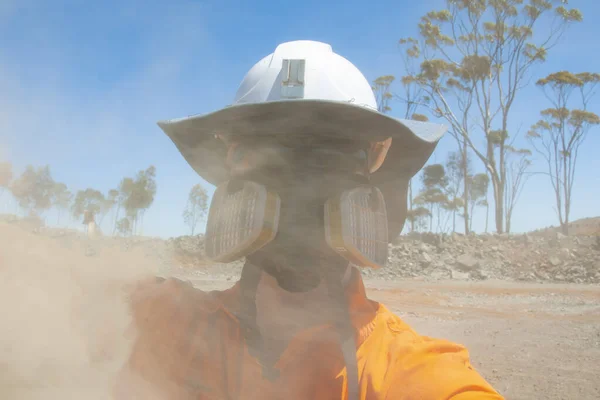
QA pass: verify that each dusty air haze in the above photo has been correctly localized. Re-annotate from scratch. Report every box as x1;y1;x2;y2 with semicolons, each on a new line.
0;222;158;399
2;1;600;398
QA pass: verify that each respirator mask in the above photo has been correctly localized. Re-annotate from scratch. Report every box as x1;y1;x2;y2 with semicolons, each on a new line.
203;136;392;280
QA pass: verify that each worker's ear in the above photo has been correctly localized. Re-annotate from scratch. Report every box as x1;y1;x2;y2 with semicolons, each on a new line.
377;179;408;241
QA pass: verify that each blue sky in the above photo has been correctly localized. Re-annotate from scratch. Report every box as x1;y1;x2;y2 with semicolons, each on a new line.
1;0;599;238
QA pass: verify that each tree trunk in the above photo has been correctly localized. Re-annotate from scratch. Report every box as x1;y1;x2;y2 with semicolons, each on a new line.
498;114;510;235
485;202;489;233
452;210;456;233
491;173;504;233
462;141;470;235
139;211;145;236
429;206;433;232
494;199;503;233
562;153;570;236
469;202;475;232
113;205;121;235
409;180;414;232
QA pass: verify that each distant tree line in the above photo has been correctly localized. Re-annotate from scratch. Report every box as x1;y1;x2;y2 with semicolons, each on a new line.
0;159;211;237
0;162;158;236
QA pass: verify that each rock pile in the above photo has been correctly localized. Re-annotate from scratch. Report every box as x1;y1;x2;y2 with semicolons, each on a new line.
164;235;244;278
166;231;600;284
361;232;600;283
4;213;598;284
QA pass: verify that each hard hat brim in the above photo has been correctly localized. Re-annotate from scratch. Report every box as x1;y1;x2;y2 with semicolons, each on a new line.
157;100;447;186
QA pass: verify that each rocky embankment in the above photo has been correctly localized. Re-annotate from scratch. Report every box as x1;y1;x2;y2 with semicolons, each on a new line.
377;232;600;283
2;213;599;284
167;231;600;284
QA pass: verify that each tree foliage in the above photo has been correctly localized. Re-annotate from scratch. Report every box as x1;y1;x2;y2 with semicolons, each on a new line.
503;145;532;233
0;161;159;236
372;75;395;113
113;166;157;236
52;182;73;225
468;173;490;232
127;166;157;215
414;164;450;232
103;189;119;230
10;165;55;216
400;0;583;233
115;217;132;236
183;184;209;235
72;188;105;223
113;178;133;234
0;161;12;193
383;45;433;233
398;37;429;122
445;151;470;232
405;206;431;232
527;70;600;234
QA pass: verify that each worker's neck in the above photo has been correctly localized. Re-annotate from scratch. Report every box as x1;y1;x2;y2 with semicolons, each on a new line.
254;267;352;343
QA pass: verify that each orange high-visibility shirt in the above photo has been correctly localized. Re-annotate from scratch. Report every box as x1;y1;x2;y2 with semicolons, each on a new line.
114;273;503;400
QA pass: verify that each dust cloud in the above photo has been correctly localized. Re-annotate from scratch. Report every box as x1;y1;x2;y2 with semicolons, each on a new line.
0;222;157;399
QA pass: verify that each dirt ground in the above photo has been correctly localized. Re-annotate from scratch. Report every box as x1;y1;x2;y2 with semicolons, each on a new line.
189;277;600;400
367;279;600;400
2;222;599;400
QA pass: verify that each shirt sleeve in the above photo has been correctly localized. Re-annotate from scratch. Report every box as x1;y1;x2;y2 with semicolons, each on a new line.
112;277;212;400
384;334;504;400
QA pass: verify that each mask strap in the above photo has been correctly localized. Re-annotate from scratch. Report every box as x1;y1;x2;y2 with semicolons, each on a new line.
238;260;281;381
324;264;360;400
238;259;359;400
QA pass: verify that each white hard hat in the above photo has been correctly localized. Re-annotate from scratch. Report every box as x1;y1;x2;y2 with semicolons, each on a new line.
158;40;447;185
232;40;378;110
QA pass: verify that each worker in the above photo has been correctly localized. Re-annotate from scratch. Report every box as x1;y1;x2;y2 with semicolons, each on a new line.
82;209;101;238
113;40;503;400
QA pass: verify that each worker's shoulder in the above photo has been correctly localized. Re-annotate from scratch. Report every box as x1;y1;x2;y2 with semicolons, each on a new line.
370;304;469;357
369;303;420;338
370;305;504;399
128;276;239;328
